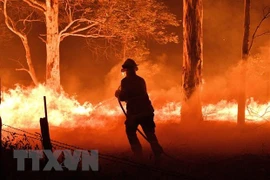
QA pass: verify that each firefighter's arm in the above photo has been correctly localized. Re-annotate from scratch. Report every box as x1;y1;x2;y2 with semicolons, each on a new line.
115;89;121;98
118;80;128;101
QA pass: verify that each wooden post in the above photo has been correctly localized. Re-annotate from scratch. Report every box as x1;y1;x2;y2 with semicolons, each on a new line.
40;96;52;151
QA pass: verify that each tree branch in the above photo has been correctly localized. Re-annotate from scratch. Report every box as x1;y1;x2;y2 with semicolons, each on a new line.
21;11;34;33
59;18;99;34
255;30;270;38
2;0;26;41
63;23;99;36
59;18;110;41
249;6;270;52
16;68;30;73
64;0;73;22
38;35;46;43
9;58;30;74
23;0;46;12
61;33;114;39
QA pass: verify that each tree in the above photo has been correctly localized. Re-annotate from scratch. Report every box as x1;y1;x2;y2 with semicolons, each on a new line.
237;2;270;125
249;6;270;53
1;0;39;85
24;0;114;90
237;0;250;125
100;0;179;62
0;14;13;49
181;0;203;123
1;0;180;91
1;0;113;90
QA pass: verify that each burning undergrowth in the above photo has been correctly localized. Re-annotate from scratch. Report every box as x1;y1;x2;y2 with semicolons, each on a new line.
1;50;270;129
1;57;270;158
0;82;270;130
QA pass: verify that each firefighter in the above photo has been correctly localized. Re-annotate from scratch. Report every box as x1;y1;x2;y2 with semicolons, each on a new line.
115;58;163;162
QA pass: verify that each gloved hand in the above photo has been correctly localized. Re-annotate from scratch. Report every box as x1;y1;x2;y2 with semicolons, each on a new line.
115;89;121;98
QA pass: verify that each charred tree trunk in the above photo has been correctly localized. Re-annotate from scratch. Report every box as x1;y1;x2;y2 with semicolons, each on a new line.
181;0;203;123
45;0;61;90
238;0;250;125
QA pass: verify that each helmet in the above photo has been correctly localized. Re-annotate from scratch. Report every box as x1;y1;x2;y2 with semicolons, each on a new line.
122;58;138;69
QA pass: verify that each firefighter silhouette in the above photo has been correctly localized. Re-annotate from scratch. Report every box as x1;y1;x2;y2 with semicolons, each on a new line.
115;58;163;162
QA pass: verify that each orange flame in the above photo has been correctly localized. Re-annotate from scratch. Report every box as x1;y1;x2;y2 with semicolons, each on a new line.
0;84;269;129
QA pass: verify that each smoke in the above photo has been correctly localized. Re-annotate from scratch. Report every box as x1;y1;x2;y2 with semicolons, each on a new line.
2;0;270;159
203;0;270;77
98;0;270;106
201;38;270;104
103;54;182;106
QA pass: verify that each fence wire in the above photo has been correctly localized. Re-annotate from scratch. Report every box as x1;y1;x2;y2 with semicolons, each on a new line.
0;123;189;179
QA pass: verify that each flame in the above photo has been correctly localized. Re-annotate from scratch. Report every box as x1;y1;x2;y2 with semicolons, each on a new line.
0;84;269;129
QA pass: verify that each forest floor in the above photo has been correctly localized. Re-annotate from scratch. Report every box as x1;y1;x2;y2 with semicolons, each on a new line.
2;120;270;180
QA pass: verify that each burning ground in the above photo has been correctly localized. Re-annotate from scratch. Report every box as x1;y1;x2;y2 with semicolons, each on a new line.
2;50;270;179
2;74;270;179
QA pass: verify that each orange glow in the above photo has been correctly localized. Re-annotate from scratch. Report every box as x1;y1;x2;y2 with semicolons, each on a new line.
0;84;269;129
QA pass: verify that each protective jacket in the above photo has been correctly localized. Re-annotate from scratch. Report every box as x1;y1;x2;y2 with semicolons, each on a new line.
118;73;154;118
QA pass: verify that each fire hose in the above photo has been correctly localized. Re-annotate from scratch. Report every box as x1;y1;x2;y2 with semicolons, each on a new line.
116;85;187;164
116;85;149;142
117;98;150;143
117;97;187;164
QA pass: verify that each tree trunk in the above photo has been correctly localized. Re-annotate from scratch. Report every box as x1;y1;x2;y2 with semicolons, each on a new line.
181;0;203;123
21;38;39;85
45;0;61;90
3;0;39;86
237;0;250;125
